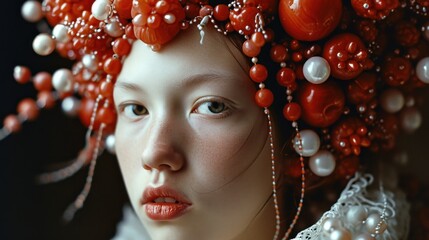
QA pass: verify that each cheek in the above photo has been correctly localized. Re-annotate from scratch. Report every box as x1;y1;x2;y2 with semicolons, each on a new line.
189;112;269;193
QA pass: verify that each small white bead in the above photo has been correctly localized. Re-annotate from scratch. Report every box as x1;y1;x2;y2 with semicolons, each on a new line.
32;33;56;56
164;13;176;24
105;21;124;37
91;0;110;21
309;150;336;177
21;1;43;22
82;54;99;72
400;107;422;133
62;96;81;116
416;57;429;83
346;205;368;226
293;129;321;157
380;88;404;113
303;56;331;84
52;68;74;92
329;228;352;240
105;134;116;154
52;24;70;43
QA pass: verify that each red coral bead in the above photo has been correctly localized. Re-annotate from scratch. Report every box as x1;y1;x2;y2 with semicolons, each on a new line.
395;21;421;47
115;0;132;19
99;80;114;98
97;107;117;125
276;67;296;87
213;4;229;21
323;33;372;80
255;89;274;108
270;44;288;63
33;72;53;91
229;6;259;35
242;40;261;57
351;0;399;20
17;98;39;121
113;38;132;56
3;115;22;133
104;57;122;75
347;72;377;104
37;91;56;109
13;66;32;84
278;0;342;41
381;56;412;86
249;64;268;83
251;32;265;47
283;102;302;121
297;81;345;127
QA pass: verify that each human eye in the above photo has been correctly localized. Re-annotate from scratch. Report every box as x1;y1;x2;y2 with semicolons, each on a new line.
118;103;148;119
193;98;231;117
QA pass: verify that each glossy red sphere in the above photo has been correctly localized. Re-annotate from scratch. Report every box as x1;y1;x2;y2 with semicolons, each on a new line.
297;81;345;127
278;0;342;41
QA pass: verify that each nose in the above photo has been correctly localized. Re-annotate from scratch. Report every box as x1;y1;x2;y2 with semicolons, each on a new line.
141;118;185;172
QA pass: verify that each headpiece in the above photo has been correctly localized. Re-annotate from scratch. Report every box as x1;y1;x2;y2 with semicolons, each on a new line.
3;0;429;239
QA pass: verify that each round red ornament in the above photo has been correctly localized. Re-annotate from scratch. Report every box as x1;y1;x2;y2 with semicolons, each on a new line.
278;0;342;41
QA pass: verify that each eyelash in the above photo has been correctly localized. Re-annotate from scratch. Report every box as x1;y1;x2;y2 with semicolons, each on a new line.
119;103;148;120
192;98;232;118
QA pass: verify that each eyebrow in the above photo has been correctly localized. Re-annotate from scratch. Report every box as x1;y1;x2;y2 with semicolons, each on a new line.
115;73;234;92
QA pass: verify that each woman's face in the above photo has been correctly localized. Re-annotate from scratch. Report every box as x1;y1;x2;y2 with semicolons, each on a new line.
114;27;275;240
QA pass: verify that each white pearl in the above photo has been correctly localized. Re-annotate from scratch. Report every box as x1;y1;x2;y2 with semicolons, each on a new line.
294;129;320;157
21;1;43;22
164;13;176;24
353;232;375;240
346;205;368;225
303;56;331;84
329;228;352;240
52;24;70;43
91;0;110;21
52;68;74;92
105;21;124;37
309;150;336;177
82;54;99;72
322;217;342;234
62;96;81;117
32;33;56;56
416;57;429;83
380;88;404;113
423;22;429;42
400;107;422;133
365;213;383;234
105;134;116;154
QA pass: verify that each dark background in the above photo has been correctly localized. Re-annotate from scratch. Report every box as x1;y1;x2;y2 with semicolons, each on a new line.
1;1;429;240
0;1;128;240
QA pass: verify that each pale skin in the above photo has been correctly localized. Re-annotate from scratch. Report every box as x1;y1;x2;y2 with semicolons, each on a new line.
114;27;282;240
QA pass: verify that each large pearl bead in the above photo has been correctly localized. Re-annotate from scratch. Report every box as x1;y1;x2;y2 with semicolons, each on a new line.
400;107;422;133
294;129;321;157
380;88;404;113
91;0;111;21
303;56;331;84
309;150;336;176
329;228;352;240
52;69;73;92
52;24;70;43
346;205;367;225
416;57;429;83
82;54;99;72
62;96;81;117
365;213;386;234
322;217;342;234
105;21;124;37
105;134;116;154
21;0;43;22
32;33;56;56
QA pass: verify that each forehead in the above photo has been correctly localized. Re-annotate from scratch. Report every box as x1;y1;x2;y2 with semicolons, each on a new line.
117;26;249;86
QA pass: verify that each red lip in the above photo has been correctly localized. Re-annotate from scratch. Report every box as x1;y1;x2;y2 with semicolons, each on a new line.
141;187;192;221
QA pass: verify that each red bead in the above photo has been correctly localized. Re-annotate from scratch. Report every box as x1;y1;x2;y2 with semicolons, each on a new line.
297;81;345;127
37;91;56;109
270;44;288;63
213;4;229;21
251;32;265;47
33;72;53;91
255;88;274;108
276;67;295;87
279;0;342;41
13;66;32;84
351;0;399;20
113;38;132;56
155;0;170;15
115;0;132;19
79;97;95;128
103;57;122;75
3;115;21;133
242;40;261;57
147;14;162;29
249;64;268;83
283;102;302;121
99;80;114;98
199;5;213;17
347;72;377;104
229;6;259;35
323;33;371;80
17;98;39;121
336;155;359;178
184;3;200;19
97;106;116;125
381;56;412;86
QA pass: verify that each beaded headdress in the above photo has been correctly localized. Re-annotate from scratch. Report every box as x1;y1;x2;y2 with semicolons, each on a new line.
3;0;429;239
